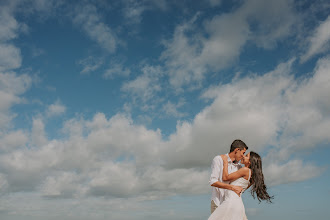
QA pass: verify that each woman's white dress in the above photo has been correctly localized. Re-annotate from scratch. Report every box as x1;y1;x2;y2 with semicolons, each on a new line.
208;170;250;220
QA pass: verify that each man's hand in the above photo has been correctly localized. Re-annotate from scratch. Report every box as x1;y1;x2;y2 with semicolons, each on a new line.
231;185;243;196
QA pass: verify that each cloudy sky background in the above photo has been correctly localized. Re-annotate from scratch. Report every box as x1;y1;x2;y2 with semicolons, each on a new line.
0;0;329;219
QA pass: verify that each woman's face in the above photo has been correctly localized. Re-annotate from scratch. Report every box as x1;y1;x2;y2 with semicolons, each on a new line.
242;152;250;166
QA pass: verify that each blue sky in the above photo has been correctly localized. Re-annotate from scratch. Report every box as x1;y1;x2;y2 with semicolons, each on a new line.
0;0;330;219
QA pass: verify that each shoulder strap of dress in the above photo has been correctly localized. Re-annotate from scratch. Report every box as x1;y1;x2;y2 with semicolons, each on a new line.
248;169;251;181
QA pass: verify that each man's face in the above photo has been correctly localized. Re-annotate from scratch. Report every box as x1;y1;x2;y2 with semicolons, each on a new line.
235;148;247;161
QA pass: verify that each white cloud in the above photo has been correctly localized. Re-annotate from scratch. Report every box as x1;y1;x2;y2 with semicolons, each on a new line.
72;4;119;53
160;14;207;88
46;100;66;117
161;56;330;184
123;0;146;24
161;0;297;88
123;74;156;99
121;64;163;108
0;7;19;41
41;172;82;198
274;56;330;155
61;117;85;138
264;160;324;186
161;100;186;118
240;0;297;49
0;71;32;96
122;0;168;24
103;62;131;79
31;117;47;147
301;15;330;62
0;71;32;129
0;2;328;218
200;12;250;69
0;144;56;192
0;112;208;200
0;43;21;71
0;6;24;71
0;89;20;111
163;60;295;169
0;130;28;152
0;56;328;218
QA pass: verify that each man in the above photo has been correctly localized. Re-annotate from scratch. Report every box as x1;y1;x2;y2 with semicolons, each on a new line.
209;139;248;213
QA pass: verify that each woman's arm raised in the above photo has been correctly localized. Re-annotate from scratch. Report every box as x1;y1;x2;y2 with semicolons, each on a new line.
221;155;249;181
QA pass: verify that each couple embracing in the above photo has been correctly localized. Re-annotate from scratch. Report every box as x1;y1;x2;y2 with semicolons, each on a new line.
208;140;272;220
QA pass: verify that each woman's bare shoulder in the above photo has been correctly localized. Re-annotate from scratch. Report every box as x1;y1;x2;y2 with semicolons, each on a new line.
240;167;250;173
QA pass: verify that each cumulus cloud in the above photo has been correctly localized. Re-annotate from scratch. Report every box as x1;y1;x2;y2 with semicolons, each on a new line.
0;112;209;201
0;53;328;208
264;159;324;186
0;130;28;152
0;7;22;71
274;56;330;154
121;64;163;109
240;0;297;49
0;7;19;41
0;71;31;95
46;100;66;117
41;171;83;198
1;55;329;202
0;3;328;219
0;72;32;129
0;58;327;220
160;14;207;88
162;56;330;182
161;0;297;88
163;60;295;169
31;117;48;147
161;100;186;118
301;15;330;62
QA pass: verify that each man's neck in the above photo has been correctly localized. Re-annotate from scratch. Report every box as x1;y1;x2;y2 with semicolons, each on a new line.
227;152;236;162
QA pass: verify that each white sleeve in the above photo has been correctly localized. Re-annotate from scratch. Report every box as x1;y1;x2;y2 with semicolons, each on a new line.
209;156;223;186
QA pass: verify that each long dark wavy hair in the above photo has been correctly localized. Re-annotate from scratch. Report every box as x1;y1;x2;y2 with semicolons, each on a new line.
249;151;273;203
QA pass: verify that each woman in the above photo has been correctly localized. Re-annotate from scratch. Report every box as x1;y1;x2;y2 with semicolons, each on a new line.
208;151;272;220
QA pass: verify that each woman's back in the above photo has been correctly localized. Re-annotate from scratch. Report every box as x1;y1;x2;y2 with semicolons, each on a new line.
225;169;250;200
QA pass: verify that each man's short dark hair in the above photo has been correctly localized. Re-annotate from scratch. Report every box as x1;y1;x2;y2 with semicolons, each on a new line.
229;139;248;152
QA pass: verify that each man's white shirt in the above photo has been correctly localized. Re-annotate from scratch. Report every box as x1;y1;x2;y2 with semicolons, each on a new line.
209;153;242;206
